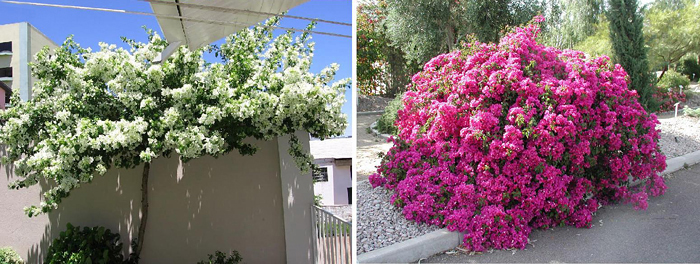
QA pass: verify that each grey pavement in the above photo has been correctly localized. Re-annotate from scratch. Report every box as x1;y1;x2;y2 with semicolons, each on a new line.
421;163;700;263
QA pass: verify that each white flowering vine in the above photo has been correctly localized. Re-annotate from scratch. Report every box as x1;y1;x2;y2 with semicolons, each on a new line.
0;17;348;259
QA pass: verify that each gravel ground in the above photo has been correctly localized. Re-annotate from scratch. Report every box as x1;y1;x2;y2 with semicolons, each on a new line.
358;94;393;112
321;205;352;222
658;116;700;158
356;180;439;254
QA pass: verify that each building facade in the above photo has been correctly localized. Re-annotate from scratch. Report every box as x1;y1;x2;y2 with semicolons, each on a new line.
0;22;58;104
310;137;353;205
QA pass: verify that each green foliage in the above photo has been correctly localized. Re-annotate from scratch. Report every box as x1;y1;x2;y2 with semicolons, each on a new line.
314;194;323;206
658;69;690;90
678;56;700;81
684;106;700;117
573;17;612;57
541;0;604;49
0;247;23;264
357;1;390;95
45;223;125;264
384;0;542;66
608;0;658;111
375;93;403;135
644;0;700;72
196;251;242;264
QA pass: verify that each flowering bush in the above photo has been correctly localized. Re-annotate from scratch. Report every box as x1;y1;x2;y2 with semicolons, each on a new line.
654;69;688;112
653;87;686;112
369;19;666;252
0;17;349;217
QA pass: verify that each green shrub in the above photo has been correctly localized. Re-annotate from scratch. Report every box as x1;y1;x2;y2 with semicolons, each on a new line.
679;57;700;82
45;223;125;264
0;247;23;264
197;251;242;264
685;107;700;117
658;69;691;91
375;94;403;135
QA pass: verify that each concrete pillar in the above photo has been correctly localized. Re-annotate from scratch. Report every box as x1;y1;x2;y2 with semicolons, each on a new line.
277;131;315;264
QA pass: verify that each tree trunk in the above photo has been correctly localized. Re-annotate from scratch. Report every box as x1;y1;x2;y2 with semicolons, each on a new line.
135;162;150;261
656;65;668;84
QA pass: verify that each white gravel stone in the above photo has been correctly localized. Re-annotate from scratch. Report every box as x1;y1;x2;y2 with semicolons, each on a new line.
658;116;700;159
356;180;439;254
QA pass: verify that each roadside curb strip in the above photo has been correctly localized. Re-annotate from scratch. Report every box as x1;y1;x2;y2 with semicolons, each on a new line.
357;150;700;263
663;149;700;175
358;229;460;263
358;111;385;116
369;120;392;140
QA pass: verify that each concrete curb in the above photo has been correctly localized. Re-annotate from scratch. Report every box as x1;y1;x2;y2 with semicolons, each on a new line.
663;149;700;175
358;111;385;116
369;120;392;140
358;229;461;263
357;150;700;263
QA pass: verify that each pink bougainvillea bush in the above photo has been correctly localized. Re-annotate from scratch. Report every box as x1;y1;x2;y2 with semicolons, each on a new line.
369;20;667;252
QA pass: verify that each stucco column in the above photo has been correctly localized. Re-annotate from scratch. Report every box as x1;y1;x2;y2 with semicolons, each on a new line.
277;131;314;263
19;22;30;102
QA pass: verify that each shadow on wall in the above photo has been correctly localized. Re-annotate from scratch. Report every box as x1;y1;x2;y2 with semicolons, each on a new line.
17;138;287;264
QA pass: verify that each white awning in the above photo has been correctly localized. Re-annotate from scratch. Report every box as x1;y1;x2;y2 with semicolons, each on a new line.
149;0;309;51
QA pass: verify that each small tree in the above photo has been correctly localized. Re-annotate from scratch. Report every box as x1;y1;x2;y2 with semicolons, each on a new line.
608;0;657;111
0;18;349;261
644;0;700;82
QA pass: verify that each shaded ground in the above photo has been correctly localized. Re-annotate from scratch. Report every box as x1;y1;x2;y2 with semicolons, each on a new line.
421;163;700;263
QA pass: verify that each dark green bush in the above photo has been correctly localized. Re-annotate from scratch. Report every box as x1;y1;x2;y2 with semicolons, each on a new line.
679;57;700;82
45;223;125;264
658;69;691;91
375;93;403;135
196;251;242;264
0;247;23;264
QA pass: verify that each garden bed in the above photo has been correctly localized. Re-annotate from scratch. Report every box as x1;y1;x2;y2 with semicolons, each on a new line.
658;116;700;159
356;180;439;254
357;115;700;255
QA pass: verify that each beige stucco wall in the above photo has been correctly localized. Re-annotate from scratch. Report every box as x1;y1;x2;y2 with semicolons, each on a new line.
0;137;295;263
0;23;20;90
28;24;58;95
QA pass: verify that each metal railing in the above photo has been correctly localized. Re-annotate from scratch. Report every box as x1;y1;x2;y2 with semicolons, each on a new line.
311;205;352;264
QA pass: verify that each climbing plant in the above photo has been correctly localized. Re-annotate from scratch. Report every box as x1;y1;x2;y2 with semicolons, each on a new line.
0;17;349;261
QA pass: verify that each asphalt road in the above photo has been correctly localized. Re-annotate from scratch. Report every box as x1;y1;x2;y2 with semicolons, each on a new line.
422;163;700;263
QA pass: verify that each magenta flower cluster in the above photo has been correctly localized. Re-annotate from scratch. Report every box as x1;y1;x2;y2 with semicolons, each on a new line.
369;20;667;252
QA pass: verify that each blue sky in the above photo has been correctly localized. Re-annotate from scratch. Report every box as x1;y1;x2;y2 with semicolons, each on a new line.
0;0;353;136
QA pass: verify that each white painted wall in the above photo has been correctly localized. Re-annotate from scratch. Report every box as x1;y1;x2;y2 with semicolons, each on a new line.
313;160;352;205
333;164;352;205
313;162;335;205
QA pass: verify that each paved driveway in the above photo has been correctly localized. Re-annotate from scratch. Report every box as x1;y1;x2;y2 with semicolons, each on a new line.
356;113;392;182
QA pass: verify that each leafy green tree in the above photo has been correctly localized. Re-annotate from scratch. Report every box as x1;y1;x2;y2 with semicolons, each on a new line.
384;0;542;65
574;17;612;57
644;0;700;82
608;0;657;111
542;0;604;49
0;18;348;261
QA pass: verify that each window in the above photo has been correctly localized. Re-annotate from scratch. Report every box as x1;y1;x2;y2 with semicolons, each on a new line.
0;67;11;78
0;42;10;53
312;167;328;182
